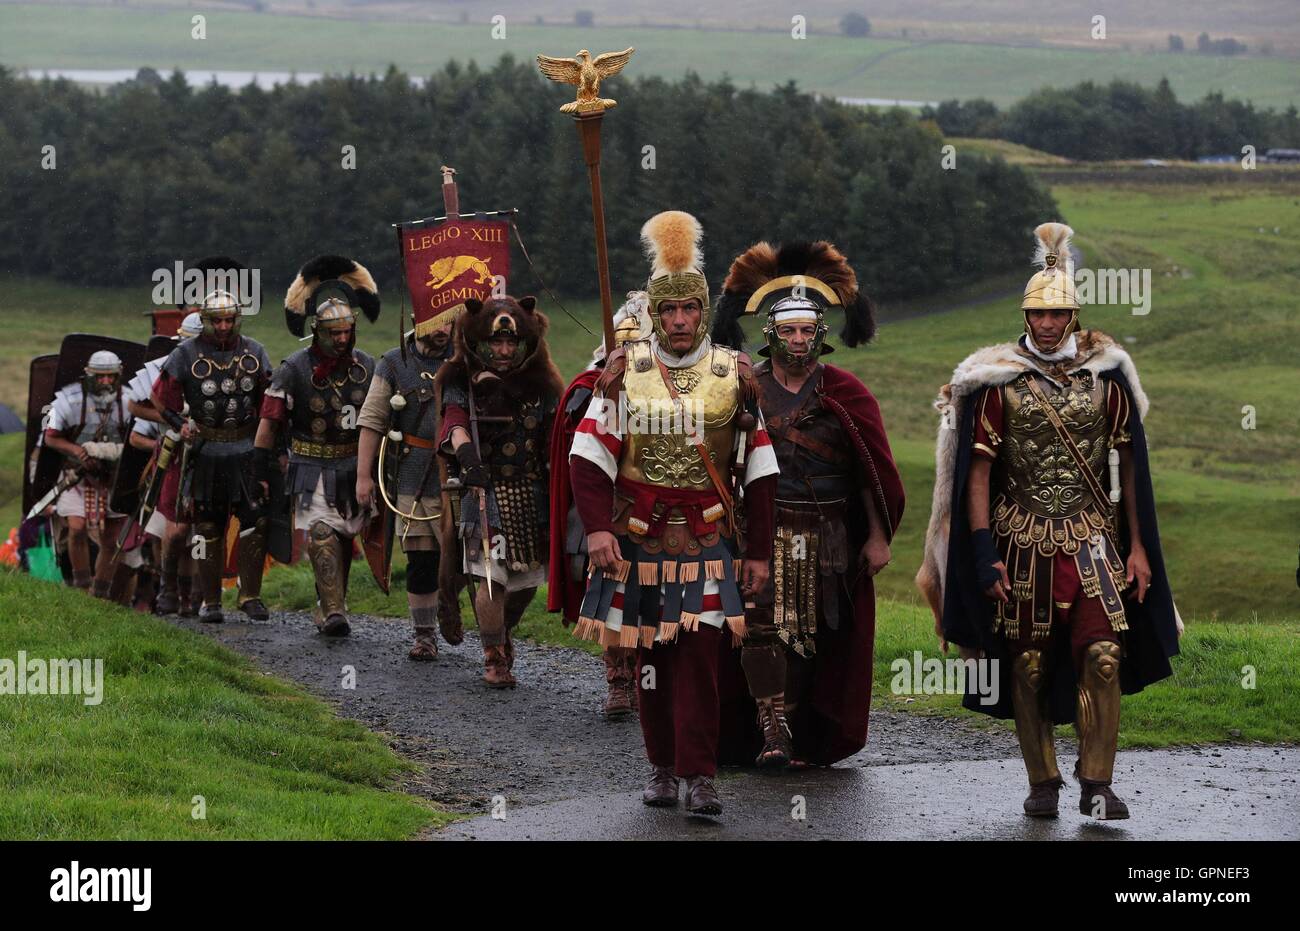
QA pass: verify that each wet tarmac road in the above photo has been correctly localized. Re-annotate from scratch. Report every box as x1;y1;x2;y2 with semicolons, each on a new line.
173;609;1300;841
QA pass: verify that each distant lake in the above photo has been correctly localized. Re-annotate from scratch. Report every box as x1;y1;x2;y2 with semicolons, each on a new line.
20;68;933;108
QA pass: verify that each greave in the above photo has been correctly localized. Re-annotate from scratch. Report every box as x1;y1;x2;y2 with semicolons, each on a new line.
1011;649;1061;786
1076;641;1122;784
194;521;224;608
237;517;268;602
306;522;347;621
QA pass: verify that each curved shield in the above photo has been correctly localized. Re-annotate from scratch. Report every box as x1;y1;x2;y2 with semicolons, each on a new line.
108;436;155;517
21;354;60;518
146;334;178;361
31;334;148;510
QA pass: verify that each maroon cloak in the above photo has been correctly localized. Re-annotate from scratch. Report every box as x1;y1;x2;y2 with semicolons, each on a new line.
718;362;905;767
546;367;601;622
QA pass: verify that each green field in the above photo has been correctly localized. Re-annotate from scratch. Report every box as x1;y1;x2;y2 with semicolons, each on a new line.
2;4;1299;108
0;569;441;838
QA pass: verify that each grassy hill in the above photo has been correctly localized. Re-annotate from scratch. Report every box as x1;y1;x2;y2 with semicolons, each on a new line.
3;4;1299;108
0;569;441;838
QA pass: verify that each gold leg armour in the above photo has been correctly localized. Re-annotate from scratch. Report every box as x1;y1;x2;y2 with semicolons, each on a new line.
1011;650;1061;786
307;522;347;628
1076;641;1122;784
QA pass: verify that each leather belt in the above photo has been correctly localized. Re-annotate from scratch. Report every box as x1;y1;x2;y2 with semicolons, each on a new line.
196;422;256;443
290;438;358;459
401;433;436;450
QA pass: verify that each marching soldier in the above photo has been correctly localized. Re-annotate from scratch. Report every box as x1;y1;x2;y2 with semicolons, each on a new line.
437;295;563;688
568;211;778;816
43;351;131;599
150;259;272;623
254;256;380;636
356;304;465;659
917;222;1181;819
711;240;905;768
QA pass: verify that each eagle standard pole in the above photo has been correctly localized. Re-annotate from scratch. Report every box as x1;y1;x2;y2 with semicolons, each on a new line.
575;112;616;354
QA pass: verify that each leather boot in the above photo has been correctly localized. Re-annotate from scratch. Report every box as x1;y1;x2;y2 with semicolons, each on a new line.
1024;779;1063;817
409;626;439;660
237;517;269;620
307;522;348;636
503;630;516;671
133;566;157;613
177;572;197;617
1079;779;1130;820
642;765;678;807
107;562;134;606
194;520;224;623
603;646;635;718
755;694;793;768
482;644;516;689
684;775;722;816
155;538;180;614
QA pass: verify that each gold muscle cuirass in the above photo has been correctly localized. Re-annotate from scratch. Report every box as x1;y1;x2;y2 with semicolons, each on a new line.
617;339;740;492
1000;370;1110;520
992;370;1128;639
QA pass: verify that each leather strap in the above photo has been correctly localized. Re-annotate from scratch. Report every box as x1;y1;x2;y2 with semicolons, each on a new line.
653;356;734;533
768;422;846;465
400;433;436;450
1023;376;1113;513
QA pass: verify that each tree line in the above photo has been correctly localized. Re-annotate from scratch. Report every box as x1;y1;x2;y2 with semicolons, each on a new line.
0;59;1056;305
922;78;1300;161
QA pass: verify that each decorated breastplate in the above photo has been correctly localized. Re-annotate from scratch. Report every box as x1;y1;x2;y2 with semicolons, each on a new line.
478;395;548;482
289;353;373;445
991;370;1129;640
999;370;1110;520
184;344;264;429
618;341;739;492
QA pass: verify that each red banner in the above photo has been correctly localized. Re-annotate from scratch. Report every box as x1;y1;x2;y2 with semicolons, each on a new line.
399;218;511;336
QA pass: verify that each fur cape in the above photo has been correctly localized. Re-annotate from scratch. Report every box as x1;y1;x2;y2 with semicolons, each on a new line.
432;295;564;403
915;328;1181;721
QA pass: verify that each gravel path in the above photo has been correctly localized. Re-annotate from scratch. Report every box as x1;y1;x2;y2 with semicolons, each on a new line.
170;609;1299;840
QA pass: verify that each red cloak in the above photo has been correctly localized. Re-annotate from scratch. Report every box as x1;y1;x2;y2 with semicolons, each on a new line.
546;367;601;622
718;362;906;767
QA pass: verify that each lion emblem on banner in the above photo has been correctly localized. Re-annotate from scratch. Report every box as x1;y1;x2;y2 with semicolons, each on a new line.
425;255;494;290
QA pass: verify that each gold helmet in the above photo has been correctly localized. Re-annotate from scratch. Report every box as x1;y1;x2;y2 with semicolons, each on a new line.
641;211;710;354
1021;222;1078;352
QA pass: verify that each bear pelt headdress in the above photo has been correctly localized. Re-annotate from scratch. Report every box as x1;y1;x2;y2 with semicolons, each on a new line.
711;240;875;354
283;254;381;337
434;295;564;402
